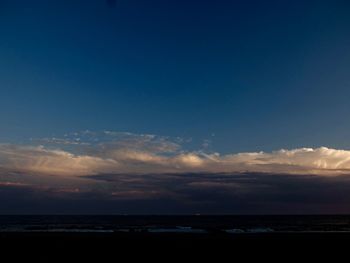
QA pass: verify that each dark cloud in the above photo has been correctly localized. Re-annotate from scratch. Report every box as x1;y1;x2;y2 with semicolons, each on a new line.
2;172;350;214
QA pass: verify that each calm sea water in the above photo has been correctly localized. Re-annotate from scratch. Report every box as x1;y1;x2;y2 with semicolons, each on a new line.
1;215;350;233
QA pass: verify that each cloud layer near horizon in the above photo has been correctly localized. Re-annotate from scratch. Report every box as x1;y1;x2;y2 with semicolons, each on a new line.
1;131;350;177
2;131;350;213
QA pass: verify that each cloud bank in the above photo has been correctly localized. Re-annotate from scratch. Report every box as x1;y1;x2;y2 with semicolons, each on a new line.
1;131;350;214
1;131;350;177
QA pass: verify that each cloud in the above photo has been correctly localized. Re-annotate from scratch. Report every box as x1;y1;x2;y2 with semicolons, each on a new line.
0;181;30;187
2;131;350;213
212;147;350;175
0;144;117;176
3;171;350;214
2;132;350;177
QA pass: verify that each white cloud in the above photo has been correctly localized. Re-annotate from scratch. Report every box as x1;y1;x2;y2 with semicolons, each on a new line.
1;133;350;177
0;144;117;176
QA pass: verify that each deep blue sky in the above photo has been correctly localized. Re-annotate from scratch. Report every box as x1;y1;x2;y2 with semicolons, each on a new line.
1;0;350;153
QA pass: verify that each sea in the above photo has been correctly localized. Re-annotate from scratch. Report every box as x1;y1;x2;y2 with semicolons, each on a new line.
1;215;350;233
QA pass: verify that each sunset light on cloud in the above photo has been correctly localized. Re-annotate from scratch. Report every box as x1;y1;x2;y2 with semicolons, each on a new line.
1;0;350;214
2;132;350;178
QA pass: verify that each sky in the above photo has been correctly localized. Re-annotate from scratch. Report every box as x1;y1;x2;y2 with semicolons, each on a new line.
1;0;350;214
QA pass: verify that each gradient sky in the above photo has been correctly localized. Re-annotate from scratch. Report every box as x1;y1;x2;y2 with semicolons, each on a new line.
1;0;350;151
1;0;350;214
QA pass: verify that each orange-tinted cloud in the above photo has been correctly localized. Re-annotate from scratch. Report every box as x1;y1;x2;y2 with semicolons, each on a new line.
2;132;350;178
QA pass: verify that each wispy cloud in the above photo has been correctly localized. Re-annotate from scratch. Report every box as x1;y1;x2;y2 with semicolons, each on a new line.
0;181;30;187
0;144;117;176
2;132;350;177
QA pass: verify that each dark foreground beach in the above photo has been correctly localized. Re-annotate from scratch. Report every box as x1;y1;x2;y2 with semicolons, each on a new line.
1;231;349;262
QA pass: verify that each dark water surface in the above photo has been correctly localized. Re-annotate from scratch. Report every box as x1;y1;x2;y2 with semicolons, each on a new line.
1;215;350;232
